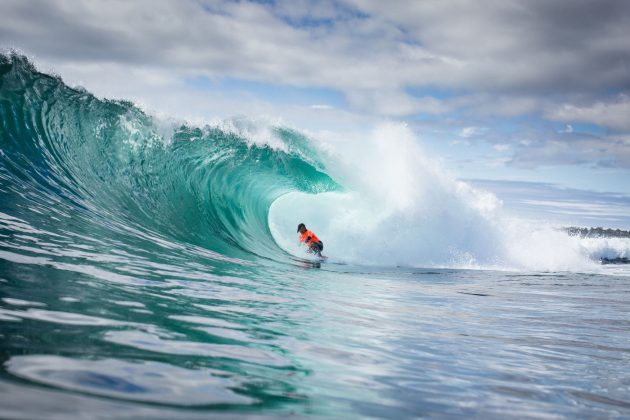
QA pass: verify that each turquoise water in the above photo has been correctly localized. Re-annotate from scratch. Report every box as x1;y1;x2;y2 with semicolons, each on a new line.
1;53;630;418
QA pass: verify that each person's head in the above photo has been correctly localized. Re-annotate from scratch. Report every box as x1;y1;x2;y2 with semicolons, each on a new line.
297;223;306;233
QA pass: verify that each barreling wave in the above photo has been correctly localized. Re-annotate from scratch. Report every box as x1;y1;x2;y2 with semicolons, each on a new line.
2;53;629;271
0;53;339;264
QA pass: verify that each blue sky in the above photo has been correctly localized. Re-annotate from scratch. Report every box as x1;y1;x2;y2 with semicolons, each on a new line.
1;0;629;226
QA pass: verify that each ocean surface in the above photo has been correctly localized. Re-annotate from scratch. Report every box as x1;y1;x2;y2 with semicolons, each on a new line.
1;53;629;418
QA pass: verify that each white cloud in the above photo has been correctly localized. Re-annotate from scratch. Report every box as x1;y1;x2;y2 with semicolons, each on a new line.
2;0;629;109
546;95;630;131
449;139;470;147
509;133;630;169
460;126;487;138
468;179;630;228
345;89;449;117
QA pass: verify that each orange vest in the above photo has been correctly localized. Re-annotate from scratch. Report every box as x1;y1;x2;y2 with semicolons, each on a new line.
299;230;320;245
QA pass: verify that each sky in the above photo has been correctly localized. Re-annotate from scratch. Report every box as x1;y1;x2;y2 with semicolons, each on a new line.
1;0;630;227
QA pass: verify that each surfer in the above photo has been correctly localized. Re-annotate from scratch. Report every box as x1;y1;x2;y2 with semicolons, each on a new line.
297;223;324;258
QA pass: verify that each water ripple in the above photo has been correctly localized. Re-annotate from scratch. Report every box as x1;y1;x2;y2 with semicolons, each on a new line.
6;355;255;405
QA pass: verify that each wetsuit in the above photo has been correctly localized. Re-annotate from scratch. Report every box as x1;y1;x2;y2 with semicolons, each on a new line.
299;230;324;253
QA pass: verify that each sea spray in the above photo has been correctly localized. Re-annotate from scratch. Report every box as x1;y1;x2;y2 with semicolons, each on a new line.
270;122;504;267
270;123;621;271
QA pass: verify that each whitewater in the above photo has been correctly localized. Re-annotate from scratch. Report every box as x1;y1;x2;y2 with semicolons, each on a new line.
1;53;629;418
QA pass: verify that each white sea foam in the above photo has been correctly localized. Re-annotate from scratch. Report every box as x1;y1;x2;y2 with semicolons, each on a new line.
212;116;289;152
270;122;629;271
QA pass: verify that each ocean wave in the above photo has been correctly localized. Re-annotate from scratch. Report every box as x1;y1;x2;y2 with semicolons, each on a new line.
1;52;628;271
0;52;338;264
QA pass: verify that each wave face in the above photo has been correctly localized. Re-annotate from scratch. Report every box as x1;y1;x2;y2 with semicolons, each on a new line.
0;53;338;265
